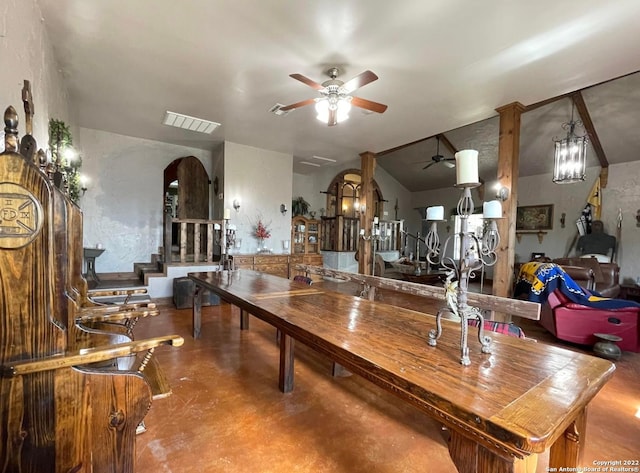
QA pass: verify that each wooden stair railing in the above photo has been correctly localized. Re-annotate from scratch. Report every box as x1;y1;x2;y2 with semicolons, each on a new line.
164;216;225;264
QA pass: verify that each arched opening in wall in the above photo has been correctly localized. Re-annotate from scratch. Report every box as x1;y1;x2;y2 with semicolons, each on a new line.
321;169;384;252
163;156;210;259
324;169;384;219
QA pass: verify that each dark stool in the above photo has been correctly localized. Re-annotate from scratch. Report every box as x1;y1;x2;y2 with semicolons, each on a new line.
173;277;220;309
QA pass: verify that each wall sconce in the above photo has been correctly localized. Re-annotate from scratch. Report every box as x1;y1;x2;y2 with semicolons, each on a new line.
354;198;364;214
80;174;88;196
233;199;241;212
560;212;566;228
280;203;288;216
495;185;509;201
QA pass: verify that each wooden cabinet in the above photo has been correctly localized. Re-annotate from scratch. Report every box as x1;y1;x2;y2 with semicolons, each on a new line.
292;217;320;254
231;255;254;270
289;254;324;281
255;255;289;278
230;254;322;279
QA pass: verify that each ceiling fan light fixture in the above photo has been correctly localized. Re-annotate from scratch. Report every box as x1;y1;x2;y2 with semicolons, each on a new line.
315;98;350;124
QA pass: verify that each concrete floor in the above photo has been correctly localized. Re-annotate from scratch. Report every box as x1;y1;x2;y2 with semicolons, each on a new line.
133;280;640;473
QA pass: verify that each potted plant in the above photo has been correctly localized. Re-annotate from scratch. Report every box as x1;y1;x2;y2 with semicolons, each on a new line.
292;196;310;216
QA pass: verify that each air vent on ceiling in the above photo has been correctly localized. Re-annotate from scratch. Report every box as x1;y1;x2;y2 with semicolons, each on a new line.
312;155;337;163
162;111;220;134
269;103;291;116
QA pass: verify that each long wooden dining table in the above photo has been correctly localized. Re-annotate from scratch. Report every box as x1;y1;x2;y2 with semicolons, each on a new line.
189;269;615;473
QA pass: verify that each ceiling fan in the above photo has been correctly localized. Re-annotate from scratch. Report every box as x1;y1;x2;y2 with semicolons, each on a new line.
423;135;456;170
279;67;388;126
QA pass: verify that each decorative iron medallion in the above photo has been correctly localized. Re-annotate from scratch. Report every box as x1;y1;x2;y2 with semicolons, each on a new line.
0;183;43;248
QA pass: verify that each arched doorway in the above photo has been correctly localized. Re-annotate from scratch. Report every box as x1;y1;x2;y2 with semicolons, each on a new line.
163;156;210;256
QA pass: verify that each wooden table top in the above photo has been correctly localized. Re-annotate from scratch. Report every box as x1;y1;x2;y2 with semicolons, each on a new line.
189;270;615;458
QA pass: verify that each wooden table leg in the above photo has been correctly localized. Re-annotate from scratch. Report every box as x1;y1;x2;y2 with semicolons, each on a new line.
240;308;249;330
549;407;587;470
448;430;537;473
278;332;295;393
193;284;202;339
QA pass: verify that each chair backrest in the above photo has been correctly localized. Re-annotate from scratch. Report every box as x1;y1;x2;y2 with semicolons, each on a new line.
467;319;526;339
0;105;151;472
293;274;313;285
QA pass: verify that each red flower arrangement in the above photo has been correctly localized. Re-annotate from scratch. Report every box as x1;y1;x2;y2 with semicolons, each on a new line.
255;219;271;240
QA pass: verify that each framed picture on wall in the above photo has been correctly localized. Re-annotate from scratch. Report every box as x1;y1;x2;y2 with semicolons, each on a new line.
516;204;554;231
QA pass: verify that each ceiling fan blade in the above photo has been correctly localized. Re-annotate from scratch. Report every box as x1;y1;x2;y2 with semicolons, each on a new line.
290;73;325;90
350;96;388;114
328;108;338;126
279;98;316;112
342;70;378;93
422;161;436;170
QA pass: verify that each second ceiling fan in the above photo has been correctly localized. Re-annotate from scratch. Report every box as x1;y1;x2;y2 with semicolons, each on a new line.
279;67;388;126
423;135;456;170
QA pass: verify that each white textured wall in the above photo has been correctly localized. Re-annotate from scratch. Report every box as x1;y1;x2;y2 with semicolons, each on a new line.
594;161;640;284
77;127;213;272
518;164;639;283
0;0;69;149
223;142;293;254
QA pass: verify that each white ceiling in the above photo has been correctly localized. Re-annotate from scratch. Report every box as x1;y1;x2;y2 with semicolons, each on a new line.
38;0;640;191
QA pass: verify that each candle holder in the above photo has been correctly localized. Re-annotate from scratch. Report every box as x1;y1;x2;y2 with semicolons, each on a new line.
360;218;390;277
217;219;236;271
400;230;427;275
425;178;502;365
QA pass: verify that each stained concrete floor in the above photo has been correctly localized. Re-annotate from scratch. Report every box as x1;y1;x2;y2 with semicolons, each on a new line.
133;280;640;473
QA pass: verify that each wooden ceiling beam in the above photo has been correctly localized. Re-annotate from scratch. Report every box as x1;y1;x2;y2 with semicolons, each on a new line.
436;133;457;155
572;91;609;172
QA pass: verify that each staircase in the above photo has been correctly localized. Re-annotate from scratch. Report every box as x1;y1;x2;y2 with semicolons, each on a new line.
130;251;221;300
133;253;166;285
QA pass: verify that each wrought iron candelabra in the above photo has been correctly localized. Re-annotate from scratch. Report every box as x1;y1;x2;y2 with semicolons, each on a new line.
216;220;237;271
360;217;390;277
424;150;503;365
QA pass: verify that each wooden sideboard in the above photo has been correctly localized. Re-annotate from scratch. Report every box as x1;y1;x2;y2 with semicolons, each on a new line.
231;253;323;279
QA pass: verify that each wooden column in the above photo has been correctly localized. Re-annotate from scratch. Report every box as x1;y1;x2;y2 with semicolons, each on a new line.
493;102;525;322
359;151;376;275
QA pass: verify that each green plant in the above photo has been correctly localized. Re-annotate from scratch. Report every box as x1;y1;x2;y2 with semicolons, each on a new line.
292;196;310;216
49;119;83;204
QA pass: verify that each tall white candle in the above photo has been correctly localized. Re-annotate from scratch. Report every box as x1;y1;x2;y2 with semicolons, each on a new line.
483;200;502;219
373;216;379;225
224;208;231;220
426;205;444;221
455;149;479;185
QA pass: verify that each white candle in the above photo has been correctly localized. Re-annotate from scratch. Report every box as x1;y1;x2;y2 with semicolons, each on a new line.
360;229;365;235
455;149;479;185
373;216;379;225
426;205;444;221
224;208;231;220
214;223;221;230
483;200;502;219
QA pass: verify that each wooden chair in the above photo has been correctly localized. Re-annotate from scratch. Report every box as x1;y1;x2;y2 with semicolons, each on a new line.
0;105;183;472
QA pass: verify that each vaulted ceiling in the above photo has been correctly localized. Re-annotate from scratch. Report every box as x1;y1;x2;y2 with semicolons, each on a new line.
38;0;640;191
